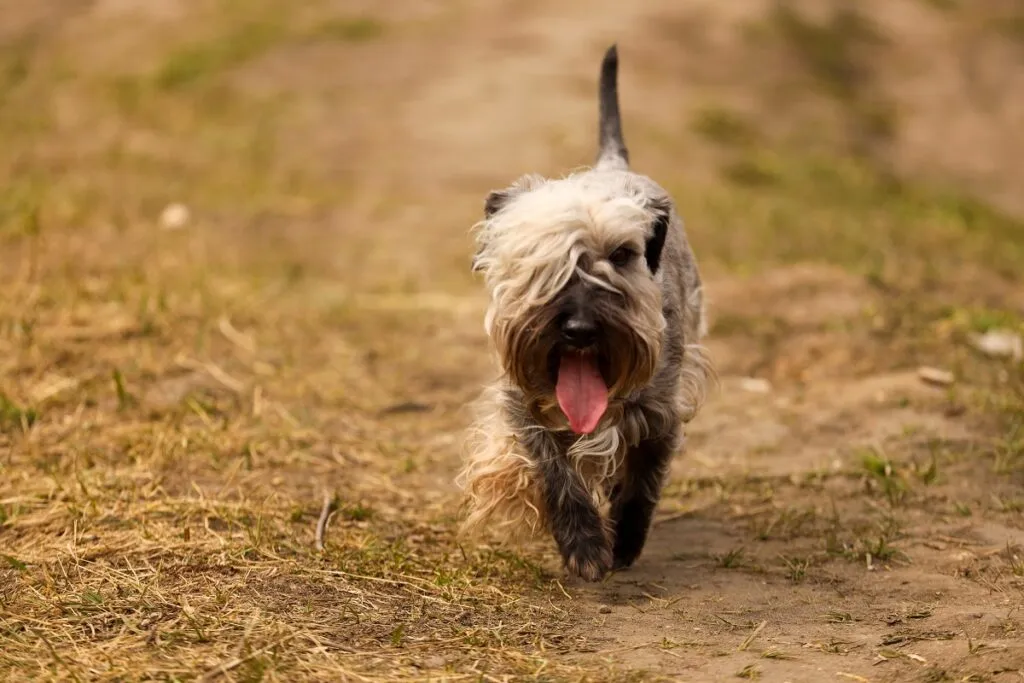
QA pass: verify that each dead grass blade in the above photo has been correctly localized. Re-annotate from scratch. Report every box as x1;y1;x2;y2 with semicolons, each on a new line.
738;620;768;652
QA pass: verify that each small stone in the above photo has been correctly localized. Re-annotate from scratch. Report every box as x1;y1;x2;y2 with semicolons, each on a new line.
598;605;612;614
969;329;1023;361
739;377;772;394
918;366;954;387
29;374;79;403
422;656;446;669
944;403;966;417
159;202;190;230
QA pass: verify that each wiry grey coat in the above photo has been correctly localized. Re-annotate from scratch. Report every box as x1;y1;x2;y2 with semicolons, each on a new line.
457;45;713;581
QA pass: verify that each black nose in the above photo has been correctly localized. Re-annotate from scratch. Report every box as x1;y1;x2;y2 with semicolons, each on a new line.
560;315;598;348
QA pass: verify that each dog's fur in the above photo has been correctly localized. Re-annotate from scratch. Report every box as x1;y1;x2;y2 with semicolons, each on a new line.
456;45;713;581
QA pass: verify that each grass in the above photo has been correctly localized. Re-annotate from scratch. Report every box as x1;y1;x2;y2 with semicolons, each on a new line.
2;0;1024;681
781;556;809;584
1;510;579;678
858;514;907;565
0;40;32;106
692;107;760;148
155;13;386;91
921;0;958;10
760;647;795;661
768;2;887;102
717;547;747;569
0;393;37;430
763;2;897;159
992;422;1024;474
993;11;1024;44
155;19;290;90
860;448;908;506
736;664;761;679
313;17;386;42
684;149;1024;277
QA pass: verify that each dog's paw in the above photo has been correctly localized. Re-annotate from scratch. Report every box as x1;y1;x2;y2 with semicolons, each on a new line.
611;501;654;571
611;536;645;571
563;542;613;582
611;548;640;571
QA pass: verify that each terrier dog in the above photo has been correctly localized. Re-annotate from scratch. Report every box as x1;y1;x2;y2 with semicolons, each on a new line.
456;45;713;581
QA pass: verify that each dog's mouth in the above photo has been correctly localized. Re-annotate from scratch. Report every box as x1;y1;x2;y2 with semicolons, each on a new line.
548;347;610;435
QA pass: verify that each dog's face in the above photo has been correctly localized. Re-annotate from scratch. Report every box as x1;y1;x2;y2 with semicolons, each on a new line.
472;171;671;434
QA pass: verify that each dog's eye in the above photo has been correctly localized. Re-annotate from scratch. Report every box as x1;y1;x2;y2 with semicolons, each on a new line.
608;246;636;268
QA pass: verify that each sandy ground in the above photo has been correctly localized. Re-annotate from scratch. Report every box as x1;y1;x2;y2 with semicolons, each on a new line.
2;0;1023;681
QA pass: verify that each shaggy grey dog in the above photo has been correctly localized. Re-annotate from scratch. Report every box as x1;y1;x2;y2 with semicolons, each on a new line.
456;45;713;581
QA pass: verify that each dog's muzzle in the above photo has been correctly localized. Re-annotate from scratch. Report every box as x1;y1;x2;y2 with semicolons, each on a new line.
559;311;599;350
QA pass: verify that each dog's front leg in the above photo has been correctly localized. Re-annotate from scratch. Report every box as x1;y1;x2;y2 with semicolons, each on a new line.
525;432;611;581
541;454;612;581
610;429;677;570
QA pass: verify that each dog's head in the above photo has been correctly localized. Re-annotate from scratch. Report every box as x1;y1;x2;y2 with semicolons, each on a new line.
471;171;673;434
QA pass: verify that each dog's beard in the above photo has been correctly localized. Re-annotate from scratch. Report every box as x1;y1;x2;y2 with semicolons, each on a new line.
491;303;662;434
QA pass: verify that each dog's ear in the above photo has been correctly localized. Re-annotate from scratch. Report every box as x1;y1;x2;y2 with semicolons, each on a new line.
482;173;544;219
484;189;511;218
644;199;671;274
474;174;546;272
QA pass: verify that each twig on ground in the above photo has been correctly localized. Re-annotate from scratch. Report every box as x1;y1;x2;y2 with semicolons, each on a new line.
836;673;871;683
315;492;338;552
653;510;692;526
28;626;83;683
198;635;295;682
739;620;768;652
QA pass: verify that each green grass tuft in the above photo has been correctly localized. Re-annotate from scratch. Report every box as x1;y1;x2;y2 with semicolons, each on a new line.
155;20;288;90
313;17;385;42
693;106;759;147
0;393;37;430
769;2;886;101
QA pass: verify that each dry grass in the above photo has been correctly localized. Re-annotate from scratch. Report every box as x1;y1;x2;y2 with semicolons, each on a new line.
0;254;602;680
2;0;1024;681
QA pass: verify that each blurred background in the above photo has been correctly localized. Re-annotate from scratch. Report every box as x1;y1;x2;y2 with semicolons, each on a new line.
2;1;1023;680
3;0;1023;290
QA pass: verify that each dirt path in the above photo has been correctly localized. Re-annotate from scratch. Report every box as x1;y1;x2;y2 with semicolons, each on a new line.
379;263;1024;681
572;320;1024;681
313;4;1024;676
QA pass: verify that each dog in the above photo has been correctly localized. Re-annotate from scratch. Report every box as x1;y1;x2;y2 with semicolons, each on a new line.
456;45;713;581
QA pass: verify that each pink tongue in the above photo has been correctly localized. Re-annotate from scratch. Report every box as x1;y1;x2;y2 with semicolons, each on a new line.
556;353;609;434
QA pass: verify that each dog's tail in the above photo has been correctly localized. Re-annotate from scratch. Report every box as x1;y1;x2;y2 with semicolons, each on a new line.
596;44;629;171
